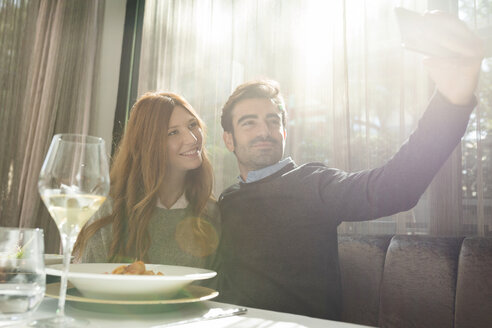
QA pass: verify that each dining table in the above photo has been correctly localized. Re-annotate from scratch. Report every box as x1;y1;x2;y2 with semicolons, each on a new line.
3;297;373;328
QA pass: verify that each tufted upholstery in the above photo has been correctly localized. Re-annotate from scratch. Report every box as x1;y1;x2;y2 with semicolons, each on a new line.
454;237;492;328
338;234;492;328
339;235;392;327
378;235;463;328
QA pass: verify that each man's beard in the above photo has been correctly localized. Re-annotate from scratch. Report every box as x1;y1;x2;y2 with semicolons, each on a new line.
233;135;283;171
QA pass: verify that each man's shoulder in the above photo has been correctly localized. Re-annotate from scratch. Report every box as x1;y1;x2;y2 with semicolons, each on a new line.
218;162;342;200
219;183;241;202
296;161;329;170
288;162;341;176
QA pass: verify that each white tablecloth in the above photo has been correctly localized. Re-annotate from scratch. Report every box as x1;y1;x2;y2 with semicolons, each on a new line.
2;298;372;328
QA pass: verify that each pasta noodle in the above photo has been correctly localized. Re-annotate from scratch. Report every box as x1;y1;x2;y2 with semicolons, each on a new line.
108;261;164;275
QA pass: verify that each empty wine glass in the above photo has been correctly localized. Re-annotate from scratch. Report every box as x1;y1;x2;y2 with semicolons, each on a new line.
33;134;109;327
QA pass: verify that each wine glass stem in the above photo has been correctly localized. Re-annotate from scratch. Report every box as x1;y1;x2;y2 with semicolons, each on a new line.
56;233;74;318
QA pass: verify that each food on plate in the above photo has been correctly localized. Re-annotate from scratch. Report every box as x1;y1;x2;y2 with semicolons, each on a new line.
108;261;164;275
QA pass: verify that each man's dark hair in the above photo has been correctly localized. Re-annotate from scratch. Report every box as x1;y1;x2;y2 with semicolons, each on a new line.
221;80;287;133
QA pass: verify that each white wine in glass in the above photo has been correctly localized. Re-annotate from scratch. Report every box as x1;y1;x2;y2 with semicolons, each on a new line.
34;134;109;327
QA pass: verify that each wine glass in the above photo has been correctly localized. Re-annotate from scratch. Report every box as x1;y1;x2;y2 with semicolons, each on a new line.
34;134;109;327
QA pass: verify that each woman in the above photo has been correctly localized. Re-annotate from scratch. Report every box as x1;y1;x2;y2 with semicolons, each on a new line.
74;92;220;269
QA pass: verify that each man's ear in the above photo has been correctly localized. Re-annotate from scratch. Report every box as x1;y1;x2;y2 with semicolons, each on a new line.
223;131;235;152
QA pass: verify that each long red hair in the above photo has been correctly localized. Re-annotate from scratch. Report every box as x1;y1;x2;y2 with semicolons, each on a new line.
74;92;215;261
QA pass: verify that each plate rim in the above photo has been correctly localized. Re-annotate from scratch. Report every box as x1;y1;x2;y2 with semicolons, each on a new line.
45;282;218;305
46;263;217;281
44;254;73;265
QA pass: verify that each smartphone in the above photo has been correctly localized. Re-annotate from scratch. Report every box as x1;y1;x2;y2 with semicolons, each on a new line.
394;7;459;57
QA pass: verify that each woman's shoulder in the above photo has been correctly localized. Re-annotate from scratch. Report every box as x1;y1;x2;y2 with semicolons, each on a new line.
200;198;220;229
92;222;112;239
204;198;219;217
79;220;112;263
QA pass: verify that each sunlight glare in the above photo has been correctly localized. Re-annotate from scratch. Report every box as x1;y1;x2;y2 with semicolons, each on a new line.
294;1;334;80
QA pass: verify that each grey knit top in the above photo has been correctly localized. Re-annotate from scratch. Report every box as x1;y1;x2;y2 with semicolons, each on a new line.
80;199;220;270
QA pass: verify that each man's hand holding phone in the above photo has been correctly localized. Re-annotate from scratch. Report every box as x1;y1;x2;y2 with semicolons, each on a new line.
395;8;484;106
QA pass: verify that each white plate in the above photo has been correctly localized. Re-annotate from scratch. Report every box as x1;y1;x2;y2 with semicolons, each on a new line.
46;282;218;304
44;254;64;265
46;263;216;300
45;282;218;314
44;254;74;265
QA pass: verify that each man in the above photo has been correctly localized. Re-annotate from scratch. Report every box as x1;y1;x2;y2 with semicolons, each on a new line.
215;12;484;320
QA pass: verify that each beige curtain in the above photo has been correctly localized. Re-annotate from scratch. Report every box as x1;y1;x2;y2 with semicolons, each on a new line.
459;1;492;237
0;0;39;227
137;0;491;237
0;0;105;252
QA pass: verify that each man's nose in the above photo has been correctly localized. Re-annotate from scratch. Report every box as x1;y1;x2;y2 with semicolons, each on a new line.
257;121;271;137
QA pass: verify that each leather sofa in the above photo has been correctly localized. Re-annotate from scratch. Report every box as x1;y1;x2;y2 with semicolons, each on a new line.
338;234;492;328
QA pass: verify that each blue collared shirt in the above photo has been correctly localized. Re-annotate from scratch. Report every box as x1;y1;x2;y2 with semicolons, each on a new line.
240;157;294;183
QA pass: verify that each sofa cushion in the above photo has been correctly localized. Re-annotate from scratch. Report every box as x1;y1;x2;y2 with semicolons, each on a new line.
339;234;392;327
378;235;463;328
455;237;492;328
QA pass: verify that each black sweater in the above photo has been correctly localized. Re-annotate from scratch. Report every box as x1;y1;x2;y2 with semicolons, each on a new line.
216;92;475;319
